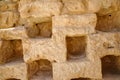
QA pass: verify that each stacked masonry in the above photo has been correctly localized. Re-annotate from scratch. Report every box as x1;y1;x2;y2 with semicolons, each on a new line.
0;0;120;80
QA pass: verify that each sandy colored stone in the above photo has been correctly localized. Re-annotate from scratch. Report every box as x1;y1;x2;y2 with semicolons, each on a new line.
53;60;102;80
52;14;96;36
0;26;28;40
0;1;18;11
62;0;120;15
22;38;65;63
19;0;63;23
0;11;19;29
0;60;39;80
22;14;96;63
0;0;120;80
0;60;27;80
87;32;120;59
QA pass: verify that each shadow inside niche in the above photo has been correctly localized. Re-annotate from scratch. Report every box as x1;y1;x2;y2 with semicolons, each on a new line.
96;11;120;32
71;78;91;80
6;78;20;80
101;55;120;79
30;59;53;80
26;21;52;38
66;36;87;61
0;40;23;64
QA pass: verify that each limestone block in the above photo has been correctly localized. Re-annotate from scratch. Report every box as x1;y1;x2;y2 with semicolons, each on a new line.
62;0;120;15
0;1;18;11
62;0;88;14
22;14;96;63
0;59;40;80
87;32;120;59
53;60;102;80
0;11;19;29
62;0;101;14
98;0;120;15
22;38;66;63
0;0;120;79
52;14;96;36
0;26;28;40
0;60;28;80
19;0;63;23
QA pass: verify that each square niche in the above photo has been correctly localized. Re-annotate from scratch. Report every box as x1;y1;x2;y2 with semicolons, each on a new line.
96;12;120;32
31;59;53;80
66;36;87;61
0;39;23;64
101;55;120;79
26;21;52;38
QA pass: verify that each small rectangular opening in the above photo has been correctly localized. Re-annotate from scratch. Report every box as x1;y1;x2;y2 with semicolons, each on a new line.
96;12;120;32
0;40;23;64
26;21;52;38
11;40;23;59
66;36;86;61
31;59;53;80
101;55;120;79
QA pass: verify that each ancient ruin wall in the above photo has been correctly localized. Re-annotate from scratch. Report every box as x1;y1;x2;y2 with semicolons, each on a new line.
0;0;120;80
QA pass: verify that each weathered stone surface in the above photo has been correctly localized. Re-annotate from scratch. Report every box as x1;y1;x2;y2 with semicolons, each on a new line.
0;60;40;80
53;60;102;80
22;38;65;63
0;26;28;40
22;14;96;63
0;60;27;80
62;0;120;15
52;14;96;36
87;32;120;59
0;1;18;11
0;11;19;29
19;0;63;23
0;0;120;80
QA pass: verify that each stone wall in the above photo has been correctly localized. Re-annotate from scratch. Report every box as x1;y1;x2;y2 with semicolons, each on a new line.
0;0;120;80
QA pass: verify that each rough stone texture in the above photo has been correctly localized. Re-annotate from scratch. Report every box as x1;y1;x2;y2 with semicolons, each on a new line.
0;11;19;29
0;1;18;11
62;0;120;15
0;26;28;40
0;0;120;80
0;60;38;80
19;0;63;23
